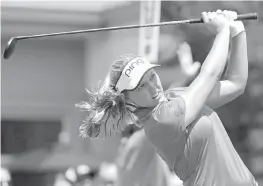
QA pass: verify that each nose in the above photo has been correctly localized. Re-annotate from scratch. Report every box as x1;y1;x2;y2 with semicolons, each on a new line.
147;82;158;95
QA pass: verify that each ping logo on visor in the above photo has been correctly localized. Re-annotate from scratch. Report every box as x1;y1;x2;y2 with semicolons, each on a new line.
124;58;145;77
115;57;160;93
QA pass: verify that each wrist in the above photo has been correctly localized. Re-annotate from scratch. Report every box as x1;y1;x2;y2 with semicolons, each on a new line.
231;22;245;38
217;26;230;36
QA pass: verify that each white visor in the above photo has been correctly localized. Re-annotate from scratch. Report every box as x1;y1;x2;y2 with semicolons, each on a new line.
115;57;160;93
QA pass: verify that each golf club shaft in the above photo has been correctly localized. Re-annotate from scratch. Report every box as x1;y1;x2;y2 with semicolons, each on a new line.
16;13;257;40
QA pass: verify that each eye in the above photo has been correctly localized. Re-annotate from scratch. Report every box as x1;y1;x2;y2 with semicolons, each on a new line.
137;83;145;90
150;73;156;81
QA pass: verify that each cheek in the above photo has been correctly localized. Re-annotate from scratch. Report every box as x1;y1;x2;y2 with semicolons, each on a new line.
130;91;152;106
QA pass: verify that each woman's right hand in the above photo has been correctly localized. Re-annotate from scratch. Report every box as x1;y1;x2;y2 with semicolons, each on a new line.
202;10;230;35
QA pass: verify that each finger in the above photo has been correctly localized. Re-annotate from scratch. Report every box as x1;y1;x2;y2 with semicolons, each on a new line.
216;9;222;14
202;12;209;23
223;10;233;21
208;12;216;20
234;12;238;20
231;11;238;20
223;10;229;19
227;10;236;21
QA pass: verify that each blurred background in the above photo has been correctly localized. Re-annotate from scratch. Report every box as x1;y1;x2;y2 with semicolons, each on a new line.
1;1;263;186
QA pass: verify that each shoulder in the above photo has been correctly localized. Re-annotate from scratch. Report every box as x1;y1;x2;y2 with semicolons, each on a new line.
152;96;186;124
165;87;187;97
142;97;187;146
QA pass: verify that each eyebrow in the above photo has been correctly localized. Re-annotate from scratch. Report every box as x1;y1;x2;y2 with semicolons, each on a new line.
135;70;153;90
135;80;144;91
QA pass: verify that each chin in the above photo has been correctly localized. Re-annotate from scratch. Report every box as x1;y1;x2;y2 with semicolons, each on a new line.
139;102;156;108
137;98;160;108
148;100;160;108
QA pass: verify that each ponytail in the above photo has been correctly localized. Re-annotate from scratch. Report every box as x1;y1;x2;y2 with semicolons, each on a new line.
76;84;139;139
77;54;141;139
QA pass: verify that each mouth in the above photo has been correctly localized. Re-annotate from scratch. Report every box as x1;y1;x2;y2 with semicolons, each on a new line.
152;92;160;99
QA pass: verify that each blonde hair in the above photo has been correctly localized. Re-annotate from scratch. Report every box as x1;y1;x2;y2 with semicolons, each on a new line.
76;54;140;139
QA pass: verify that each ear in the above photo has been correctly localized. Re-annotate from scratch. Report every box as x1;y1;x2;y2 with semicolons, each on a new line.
123;90;131;100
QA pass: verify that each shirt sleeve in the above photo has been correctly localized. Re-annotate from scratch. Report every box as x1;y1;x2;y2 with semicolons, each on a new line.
152;96;186;131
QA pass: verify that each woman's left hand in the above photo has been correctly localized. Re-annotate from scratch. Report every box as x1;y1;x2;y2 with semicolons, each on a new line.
221;10;245;37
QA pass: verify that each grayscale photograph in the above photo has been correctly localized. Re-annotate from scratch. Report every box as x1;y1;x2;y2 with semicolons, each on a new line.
1;1;263;186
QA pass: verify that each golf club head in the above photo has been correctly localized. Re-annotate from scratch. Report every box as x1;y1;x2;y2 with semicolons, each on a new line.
3;37;18;59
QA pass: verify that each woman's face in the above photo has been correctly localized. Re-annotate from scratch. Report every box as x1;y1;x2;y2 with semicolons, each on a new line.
126;69;164;108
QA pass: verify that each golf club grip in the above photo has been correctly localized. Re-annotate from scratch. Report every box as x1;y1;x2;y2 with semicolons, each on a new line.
189;13;257;24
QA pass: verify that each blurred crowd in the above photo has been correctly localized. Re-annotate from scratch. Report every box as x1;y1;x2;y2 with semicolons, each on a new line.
1;163;117;186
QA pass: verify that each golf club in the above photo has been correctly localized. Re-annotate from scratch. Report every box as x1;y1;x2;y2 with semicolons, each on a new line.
3;13;257;60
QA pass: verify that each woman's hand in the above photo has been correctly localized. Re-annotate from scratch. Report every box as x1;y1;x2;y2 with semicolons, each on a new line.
202;10;230;35
221;10;245;37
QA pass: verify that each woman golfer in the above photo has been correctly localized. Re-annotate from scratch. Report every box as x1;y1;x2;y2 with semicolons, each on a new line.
114;41;199;186
77;10;258;186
